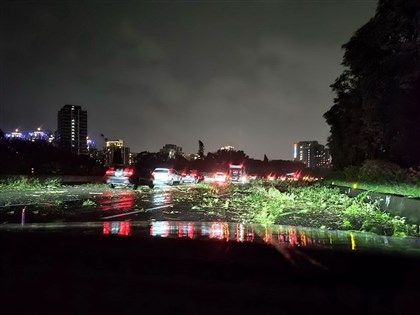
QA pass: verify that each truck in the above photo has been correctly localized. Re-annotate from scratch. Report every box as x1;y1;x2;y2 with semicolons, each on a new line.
228;164;247;183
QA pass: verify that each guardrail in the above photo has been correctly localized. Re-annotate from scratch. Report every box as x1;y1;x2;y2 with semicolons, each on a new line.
334;185;420;225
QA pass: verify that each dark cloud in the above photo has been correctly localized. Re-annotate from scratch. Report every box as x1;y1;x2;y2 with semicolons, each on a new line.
1;0;377;159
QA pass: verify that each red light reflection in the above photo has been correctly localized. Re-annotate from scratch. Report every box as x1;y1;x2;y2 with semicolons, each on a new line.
100;191;135;211
118;221;131;236
188;222;194;239
102;221;130;236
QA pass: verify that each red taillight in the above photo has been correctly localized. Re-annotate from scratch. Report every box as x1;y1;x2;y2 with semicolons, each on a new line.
105;167;114;176
123;168;134;177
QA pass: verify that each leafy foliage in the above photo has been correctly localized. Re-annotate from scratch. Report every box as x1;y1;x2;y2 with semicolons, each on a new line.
327;159;420;197
0;176;61;190
324;0;420;169
198;182;417;237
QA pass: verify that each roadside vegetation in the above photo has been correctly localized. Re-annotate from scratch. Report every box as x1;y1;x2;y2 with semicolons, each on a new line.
0;176;62;190
197;180;419;237
325;160;420;198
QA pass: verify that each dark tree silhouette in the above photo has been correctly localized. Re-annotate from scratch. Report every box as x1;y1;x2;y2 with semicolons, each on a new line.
198;140;205;159
324;0;420;169
263;154;269;164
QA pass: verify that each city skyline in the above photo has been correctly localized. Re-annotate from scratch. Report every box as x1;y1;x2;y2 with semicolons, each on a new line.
2;121;330;161
1;1;377;159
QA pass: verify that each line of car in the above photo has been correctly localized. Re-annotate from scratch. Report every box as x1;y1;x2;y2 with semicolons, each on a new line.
104;165;313;191
105;165;207;190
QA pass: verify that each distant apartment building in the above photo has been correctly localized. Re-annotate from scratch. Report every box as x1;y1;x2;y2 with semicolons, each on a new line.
293;141;331;168
5;128;54;143
105;139;130;166
5;129;24;139
160;144;183;159
5;128;54;142
57;105;88;155
220;145;235;151
28;128;51;142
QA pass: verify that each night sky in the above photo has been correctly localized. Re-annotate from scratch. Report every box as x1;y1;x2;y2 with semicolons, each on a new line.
1;0;377;159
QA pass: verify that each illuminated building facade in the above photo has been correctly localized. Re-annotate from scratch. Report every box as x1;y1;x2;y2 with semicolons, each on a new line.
220;145;235;151
5;129;24;139
293;141;331;168
57;105;88;155
5;128;53;143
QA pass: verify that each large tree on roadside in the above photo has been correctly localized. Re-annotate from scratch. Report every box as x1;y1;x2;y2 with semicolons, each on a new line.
324;0;420;169
198;140;205;159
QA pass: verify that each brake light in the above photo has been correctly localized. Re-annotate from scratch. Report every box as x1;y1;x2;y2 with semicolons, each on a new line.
123;168;134;177
105;167;114;176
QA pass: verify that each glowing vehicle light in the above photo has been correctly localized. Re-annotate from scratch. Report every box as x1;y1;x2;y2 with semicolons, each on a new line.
123;167;134;177
214;172;227;182
105;167;114;176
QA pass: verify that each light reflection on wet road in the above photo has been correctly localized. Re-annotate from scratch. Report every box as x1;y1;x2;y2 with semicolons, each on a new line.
3;184;420;257
0;185;229;224
98;220;420;254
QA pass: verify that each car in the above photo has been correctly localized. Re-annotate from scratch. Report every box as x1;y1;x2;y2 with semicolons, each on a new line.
152;168;182;185
181;170;203;184
105;164;154;189
214;172;228;184
202;172;215;183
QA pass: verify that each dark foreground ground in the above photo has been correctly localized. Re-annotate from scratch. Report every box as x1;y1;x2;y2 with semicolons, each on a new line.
1;228;420;315
1;184;420;314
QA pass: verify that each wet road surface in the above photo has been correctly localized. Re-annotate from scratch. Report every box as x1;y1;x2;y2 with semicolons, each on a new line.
2;184;420;254
0;184;242;224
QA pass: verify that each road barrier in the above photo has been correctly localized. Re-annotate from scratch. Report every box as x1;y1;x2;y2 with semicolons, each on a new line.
335;185;420;225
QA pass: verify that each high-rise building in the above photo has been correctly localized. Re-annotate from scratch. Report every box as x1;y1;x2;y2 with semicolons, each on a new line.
293;141;331;168
57;105;88;155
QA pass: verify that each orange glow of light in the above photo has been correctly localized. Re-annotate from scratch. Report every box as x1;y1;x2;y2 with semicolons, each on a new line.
223;223;230;241
300;231;307;246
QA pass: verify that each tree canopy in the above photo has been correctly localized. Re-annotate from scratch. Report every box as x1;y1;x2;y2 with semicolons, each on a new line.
324;0;420;169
